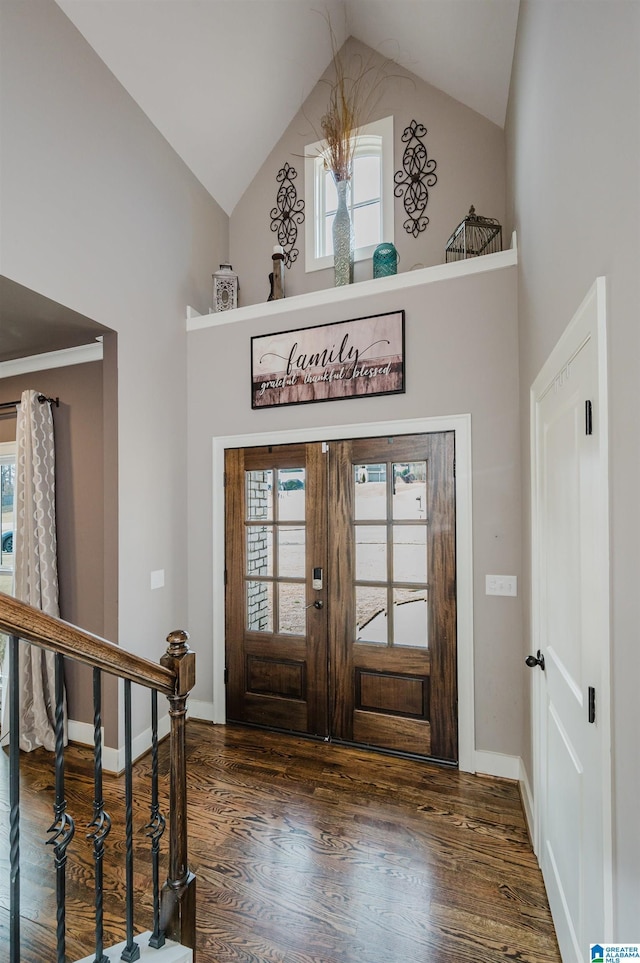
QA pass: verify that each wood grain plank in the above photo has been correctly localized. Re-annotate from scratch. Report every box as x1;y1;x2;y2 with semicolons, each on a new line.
1;721;560;963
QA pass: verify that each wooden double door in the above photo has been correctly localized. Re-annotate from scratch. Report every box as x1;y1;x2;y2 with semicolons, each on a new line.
224;432;457;763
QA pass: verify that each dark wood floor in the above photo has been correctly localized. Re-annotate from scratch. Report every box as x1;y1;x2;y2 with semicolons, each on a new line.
0;720;561;963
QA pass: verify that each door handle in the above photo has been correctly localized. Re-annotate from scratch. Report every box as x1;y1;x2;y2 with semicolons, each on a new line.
305;600;324;610
525;650;545;671
588;686;596;723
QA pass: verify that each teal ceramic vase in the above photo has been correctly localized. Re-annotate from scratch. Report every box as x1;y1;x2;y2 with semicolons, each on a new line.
332;178;354;286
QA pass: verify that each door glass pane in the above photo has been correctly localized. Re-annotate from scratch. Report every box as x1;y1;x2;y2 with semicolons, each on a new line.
392;462;427;519
394;588;428;648
278;525;305;578
278;582;306;635
246;581;273;632
393;525;427;583
356;586;388;643
246;470;273;521
355;526;386;582
277;468;305;521
246;526;273;577
354;464;387;520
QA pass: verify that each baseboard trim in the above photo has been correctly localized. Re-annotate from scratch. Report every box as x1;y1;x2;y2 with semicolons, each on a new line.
473;749;521;781
518;758;535;844
67;719;120;772
474;750;536;848
68;712;171;775
187;699;216;723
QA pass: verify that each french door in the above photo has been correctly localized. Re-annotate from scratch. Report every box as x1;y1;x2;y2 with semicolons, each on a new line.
225;432;457;762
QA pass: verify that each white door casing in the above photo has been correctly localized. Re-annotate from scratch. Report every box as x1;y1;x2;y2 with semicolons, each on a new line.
530;277;613;961
211;414;476;773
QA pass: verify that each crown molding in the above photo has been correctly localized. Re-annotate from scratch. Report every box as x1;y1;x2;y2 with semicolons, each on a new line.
0;341;103;379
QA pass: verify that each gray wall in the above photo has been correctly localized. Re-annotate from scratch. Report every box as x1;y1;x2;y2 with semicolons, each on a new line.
231;36;507;307
0;0;229;746
506;0;640;939
187;263;523;757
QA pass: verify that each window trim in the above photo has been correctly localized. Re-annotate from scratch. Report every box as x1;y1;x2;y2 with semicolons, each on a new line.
304;115;394;273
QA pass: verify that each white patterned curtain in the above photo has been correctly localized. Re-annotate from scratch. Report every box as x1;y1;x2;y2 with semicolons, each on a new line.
15;390;64;751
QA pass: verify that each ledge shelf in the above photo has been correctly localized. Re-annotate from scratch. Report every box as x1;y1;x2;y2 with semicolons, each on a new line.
186;233;517;331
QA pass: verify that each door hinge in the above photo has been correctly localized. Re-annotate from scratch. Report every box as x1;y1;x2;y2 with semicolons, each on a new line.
224;568;228;586
585;400;593;436
224;667;228;685
453;457;456;478
223;471;227;487
588;685;596;723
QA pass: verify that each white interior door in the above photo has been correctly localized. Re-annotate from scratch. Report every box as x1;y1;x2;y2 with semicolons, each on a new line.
531;278;612;961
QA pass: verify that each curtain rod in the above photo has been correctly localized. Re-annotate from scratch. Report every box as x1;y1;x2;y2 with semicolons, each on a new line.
0;394;60;412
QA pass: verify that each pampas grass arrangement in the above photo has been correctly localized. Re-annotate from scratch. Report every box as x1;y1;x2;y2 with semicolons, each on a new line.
318;17;390;183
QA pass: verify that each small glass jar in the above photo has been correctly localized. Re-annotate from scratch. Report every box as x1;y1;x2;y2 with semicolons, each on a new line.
372;243;398;278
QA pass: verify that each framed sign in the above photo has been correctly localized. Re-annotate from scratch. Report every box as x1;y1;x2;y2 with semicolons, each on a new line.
251;310;405;409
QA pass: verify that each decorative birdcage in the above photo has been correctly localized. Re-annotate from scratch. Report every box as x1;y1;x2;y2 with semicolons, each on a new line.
445;206;502;262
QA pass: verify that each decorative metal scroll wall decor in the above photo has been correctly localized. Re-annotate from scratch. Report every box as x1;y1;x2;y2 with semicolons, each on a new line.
394;120;438;237
270;162;305;268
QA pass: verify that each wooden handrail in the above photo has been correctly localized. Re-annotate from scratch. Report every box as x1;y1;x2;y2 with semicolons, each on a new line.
1;590;197;958
0;592;175;695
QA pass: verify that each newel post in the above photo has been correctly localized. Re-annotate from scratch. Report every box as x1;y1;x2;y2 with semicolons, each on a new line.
159;629;196;957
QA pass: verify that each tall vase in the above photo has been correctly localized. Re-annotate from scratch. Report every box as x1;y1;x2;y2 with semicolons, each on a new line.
332;178;354;286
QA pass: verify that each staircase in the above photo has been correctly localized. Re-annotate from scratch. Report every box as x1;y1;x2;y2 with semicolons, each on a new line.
0;592;197;963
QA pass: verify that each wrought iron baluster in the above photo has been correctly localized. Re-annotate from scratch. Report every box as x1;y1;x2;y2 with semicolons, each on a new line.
9;635;20;963
87;668;111;963
120;679;140;962
47;651;76;963
146;689;166;948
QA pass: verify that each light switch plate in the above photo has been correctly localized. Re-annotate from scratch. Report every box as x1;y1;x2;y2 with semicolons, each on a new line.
150;569;165;590
486;574;517;597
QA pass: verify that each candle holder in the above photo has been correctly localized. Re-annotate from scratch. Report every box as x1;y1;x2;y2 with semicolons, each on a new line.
268;246;285;301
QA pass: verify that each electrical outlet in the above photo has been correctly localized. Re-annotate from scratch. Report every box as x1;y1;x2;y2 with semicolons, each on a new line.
486;574;517;597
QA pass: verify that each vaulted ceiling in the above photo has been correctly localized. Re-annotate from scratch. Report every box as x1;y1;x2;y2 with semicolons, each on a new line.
55;0;520;216
1;1;520;364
